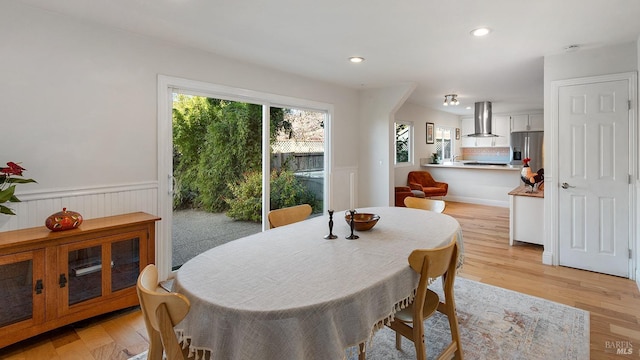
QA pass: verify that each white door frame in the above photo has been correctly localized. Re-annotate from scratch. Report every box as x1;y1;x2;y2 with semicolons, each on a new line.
156;75;334;280
546;71;637;280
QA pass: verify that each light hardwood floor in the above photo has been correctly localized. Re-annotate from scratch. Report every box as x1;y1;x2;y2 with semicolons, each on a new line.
1;202;638;359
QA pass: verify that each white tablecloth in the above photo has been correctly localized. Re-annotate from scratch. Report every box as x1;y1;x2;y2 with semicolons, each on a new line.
174;206;462;360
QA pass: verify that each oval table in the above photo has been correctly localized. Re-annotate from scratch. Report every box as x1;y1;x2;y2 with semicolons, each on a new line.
174;206;463;360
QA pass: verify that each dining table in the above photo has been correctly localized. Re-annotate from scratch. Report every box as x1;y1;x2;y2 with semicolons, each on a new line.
174;206;463;360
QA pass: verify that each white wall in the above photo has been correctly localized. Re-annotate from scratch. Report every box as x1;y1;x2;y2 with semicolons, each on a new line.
393;102;460;187
0;2;361;229
358;84;415;208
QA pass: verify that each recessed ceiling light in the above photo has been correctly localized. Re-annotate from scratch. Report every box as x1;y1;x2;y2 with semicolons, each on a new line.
471;27;491;37
349;56;365;63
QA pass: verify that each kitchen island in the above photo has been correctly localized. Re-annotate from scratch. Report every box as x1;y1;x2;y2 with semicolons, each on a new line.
508;185;544;246
421;161;521;207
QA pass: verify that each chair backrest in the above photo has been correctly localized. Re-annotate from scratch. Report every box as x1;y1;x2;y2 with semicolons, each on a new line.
267;204;312;228
137;264;191;333
404;197;446;213
408;236;458;281
407;171;437;187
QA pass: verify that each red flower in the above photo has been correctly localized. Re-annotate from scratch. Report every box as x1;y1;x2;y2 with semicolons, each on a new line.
0;162;26;176
1;162;36;215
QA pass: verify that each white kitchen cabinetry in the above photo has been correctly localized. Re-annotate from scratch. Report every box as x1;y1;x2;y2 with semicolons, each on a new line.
461;116;510;147
492;115;510;147
528;113;544;131
460;117;476;147
509;186;544;246
511;113;543;132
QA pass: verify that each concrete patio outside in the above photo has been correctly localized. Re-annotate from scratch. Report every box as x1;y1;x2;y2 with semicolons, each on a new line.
172;209;262;268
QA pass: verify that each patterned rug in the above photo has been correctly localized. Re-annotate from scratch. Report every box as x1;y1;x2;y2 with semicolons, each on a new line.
352;277;589;360
129;278;589;360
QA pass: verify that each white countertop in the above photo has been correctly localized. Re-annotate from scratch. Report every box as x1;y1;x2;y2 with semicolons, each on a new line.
422;161;522;171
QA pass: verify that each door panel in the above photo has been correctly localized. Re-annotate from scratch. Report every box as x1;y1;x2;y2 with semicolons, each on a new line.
558;79;629;277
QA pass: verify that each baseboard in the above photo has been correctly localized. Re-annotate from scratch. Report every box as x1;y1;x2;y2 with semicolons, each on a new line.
542;250;553;265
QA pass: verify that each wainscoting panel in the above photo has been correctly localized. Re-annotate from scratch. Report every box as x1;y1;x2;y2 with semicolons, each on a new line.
0;182;158;232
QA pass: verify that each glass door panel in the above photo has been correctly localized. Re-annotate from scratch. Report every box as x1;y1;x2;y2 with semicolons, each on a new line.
269;107;325;216
171;94;262;269
67;245;102;306
0;259;34;327
111;237;140;292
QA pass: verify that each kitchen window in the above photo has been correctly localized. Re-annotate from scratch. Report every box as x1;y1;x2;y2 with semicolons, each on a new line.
435;126;455;162
395;121;412;165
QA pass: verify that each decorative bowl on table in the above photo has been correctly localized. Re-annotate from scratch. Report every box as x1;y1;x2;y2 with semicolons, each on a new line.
345;212;380;231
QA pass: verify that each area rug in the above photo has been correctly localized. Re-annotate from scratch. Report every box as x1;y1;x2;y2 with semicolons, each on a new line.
129;278;589;360
351;277;589;360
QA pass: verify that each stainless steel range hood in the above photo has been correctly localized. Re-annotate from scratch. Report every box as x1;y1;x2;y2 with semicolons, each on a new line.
468;101;497;137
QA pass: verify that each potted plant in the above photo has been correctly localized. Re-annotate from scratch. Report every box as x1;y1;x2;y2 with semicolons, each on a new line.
0;162;36;215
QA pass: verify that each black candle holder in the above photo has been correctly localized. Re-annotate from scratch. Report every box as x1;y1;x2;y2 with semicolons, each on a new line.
324;209;338;239
346;209;359;240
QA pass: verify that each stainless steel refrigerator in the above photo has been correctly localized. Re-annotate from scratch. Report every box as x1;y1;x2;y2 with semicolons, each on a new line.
510;131;544;171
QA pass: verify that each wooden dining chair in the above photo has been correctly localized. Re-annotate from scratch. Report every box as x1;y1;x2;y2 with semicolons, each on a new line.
387;237;463;360
137;264;191;360
404;197;446;213
267;203;312;228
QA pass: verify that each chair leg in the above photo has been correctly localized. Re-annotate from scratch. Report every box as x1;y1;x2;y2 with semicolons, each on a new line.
395;331;402;350
447;305;463;360
156;304;185;360
147;330;164;360
358;343;366;360
413;324;426;360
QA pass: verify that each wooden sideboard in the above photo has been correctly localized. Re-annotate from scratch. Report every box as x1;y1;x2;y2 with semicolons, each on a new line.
0;212;160;349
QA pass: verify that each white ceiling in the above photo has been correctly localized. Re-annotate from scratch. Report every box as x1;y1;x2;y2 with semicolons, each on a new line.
17;0;640;116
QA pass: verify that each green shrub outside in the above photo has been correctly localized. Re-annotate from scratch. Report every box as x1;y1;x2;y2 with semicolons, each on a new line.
225;169;319;222
172;95;288;212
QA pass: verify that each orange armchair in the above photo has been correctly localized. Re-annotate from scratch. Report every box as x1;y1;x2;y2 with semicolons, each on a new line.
407;171;448;198
395;186;414;207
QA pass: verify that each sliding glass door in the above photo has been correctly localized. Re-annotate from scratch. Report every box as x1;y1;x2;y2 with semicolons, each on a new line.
171;94;263;269
269;107;325;217
158;77;332;273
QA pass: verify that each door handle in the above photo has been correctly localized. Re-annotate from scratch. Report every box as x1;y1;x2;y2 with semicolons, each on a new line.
561;182;575;189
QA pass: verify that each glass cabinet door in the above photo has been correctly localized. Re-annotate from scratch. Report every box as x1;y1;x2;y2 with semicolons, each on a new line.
59;230;147;313
0;250;45;328
67;244;103;306
111;237;140;292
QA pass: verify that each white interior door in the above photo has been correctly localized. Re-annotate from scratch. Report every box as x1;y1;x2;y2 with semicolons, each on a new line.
557;79;630;277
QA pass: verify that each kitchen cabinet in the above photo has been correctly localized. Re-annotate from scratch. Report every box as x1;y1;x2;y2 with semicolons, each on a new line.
460;117;476;147
509;186;543;245
460;116;510;147
0;212;160;348
492;115;510;147
511;113;544;132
